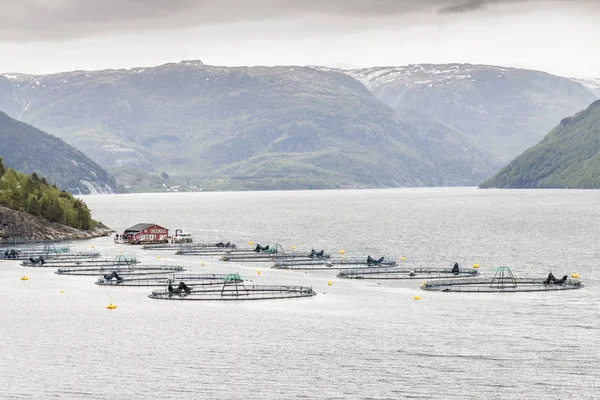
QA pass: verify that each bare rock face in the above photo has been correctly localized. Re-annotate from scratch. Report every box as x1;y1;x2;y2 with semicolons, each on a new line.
0;206;113;240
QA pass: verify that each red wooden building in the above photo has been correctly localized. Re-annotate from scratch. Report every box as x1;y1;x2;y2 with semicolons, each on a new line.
123;223;169;244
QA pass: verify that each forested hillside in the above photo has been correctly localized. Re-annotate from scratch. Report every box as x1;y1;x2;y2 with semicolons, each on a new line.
481;100;600;189
0;157;96;230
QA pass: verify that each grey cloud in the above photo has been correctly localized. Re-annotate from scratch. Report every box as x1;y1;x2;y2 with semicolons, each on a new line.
0;0;591;42
438;0;491;13
437;0;533;13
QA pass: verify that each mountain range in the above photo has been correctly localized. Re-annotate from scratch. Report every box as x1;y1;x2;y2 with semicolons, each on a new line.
0;111;117;194
481;100;600;189
342;64;597;163
0;61;597;191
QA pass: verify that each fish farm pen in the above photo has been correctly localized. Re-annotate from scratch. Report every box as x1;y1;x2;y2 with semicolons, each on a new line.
273;256;397;270
148;280;317;301
143;241;237;251
21;256;139;267
420;267;584;293
1;251;101;261
1;243;98;261
337;267;480;280
95;273;244;287
55;264;185;276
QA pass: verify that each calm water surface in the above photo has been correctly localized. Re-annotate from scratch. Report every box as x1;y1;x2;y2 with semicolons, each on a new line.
1;188;599;399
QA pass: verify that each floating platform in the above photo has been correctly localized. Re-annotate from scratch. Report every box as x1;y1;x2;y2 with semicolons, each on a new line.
55;264;185;276
420;267;583;293
338;267;480;280
273;257;396;270
148;275;316;301
95;273;242;287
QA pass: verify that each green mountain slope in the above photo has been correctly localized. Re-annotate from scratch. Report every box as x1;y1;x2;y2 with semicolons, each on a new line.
480;100;600;189
0;62;496;190
346;64;598;163
0;111;118;194
0;157;96;230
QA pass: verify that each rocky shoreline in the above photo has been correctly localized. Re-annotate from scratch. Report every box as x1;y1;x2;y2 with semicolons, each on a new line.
0;206;113;241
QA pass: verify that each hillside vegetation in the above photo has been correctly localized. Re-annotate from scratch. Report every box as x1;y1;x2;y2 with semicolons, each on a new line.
0;157;96;230
480;100;600;189
0;111;118;194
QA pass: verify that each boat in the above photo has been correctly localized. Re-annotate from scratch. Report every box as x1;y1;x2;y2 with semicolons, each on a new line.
420;267;583;293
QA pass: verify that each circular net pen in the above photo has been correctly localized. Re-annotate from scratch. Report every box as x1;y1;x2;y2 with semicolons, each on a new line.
421;267;584;293
95;273;243;287
55;264;185;276
1;242;100;261
148;274;317;301
338;266;480;280
21;255;139;268
273;256;396;270
144;241;236;251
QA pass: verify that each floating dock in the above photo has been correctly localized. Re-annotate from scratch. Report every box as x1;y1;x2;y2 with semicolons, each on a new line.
338;267;480;280
420;267;583;292
95;273;243;287
148;275;316;301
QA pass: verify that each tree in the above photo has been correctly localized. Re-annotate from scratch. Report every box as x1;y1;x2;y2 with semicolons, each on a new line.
0;157;5;177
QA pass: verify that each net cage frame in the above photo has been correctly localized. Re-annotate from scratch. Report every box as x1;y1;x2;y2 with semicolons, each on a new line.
95;273;244;287
420;267;584;293
337;267;480;280
148;279;317;301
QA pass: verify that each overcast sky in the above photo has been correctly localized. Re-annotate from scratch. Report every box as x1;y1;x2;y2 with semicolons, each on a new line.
1;0;598;77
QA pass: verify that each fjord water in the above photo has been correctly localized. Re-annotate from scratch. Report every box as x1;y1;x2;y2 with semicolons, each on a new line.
2;188;599;399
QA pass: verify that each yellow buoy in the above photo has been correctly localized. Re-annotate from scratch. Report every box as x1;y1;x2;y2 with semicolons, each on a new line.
91;245;95;249
291;246;296;250
400;257;407;261
119;250;123;254
60;289;65;293
257;270;261;275
248;241;254;245
157;256;161;260
473;263;480;269
328;280;332;286
21;275;29;281
339;250;345;255
571;273;580;279
414;295;421;301
107;297;117;310
201;262;205;266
